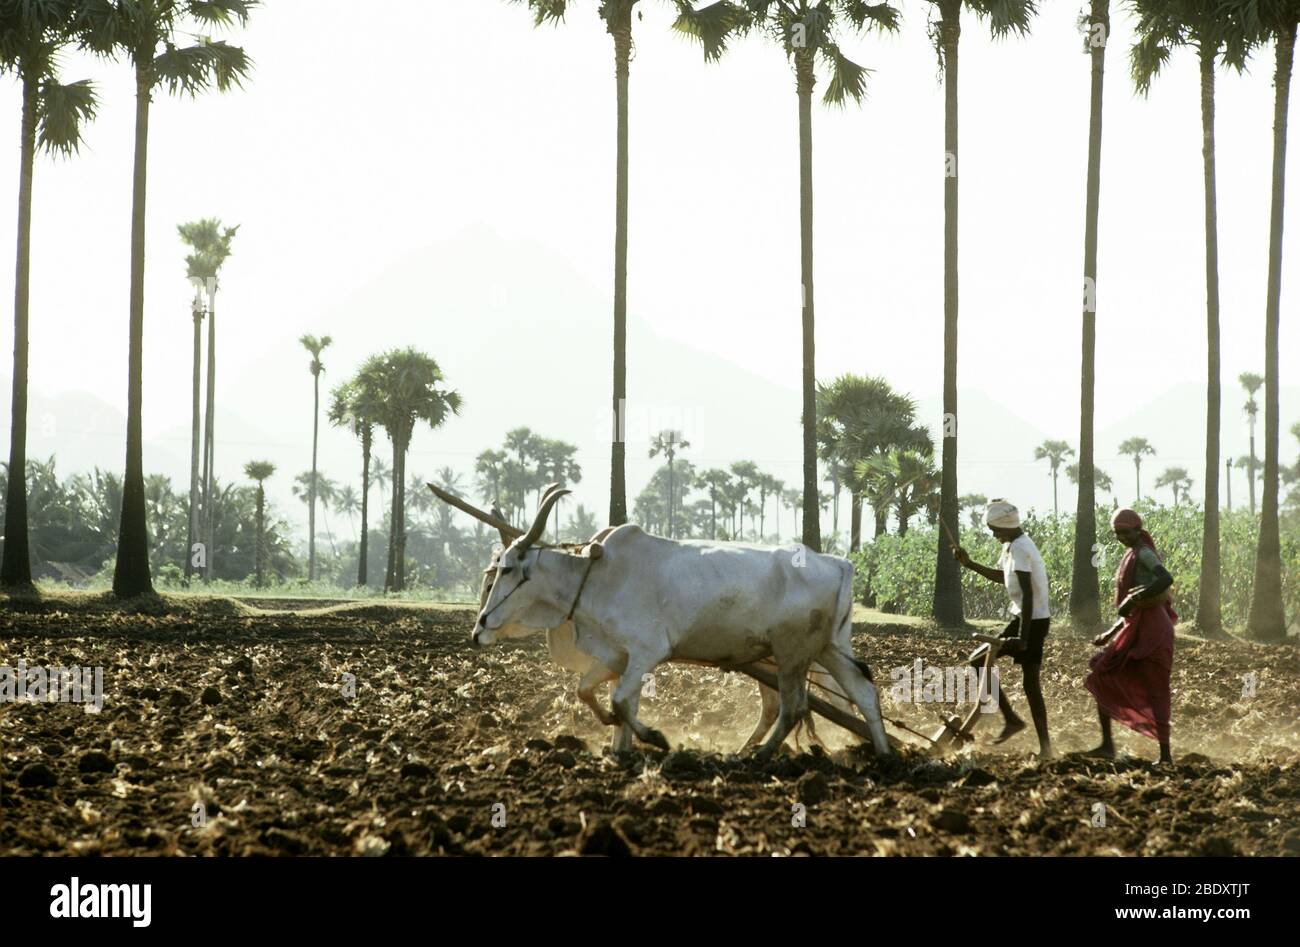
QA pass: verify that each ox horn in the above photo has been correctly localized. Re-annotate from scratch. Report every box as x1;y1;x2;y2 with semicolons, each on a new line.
427;482;523;541
518;487;570;550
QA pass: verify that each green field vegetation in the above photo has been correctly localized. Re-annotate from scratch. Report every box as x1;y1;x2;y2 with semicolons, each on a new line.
852;504;1300;633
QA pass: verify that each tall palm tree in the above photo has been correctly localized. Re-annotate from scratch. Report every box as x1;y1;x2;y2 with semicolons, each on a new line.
355;348;462;592
334;484;359;540
1239;370;1263;514
517;0;662;527
1118;436;1157;500
816;374;928;551
1033;439;1075;515
0;0;98;590
648;429;689;538
926;0;1038;627
1131;0;1242;635
177;217;237;583
698;468;731;540
474;448;507;511
299;334;332;580
243;460;273;587
370;456;391;519
1154;466;1193;506
1071;0;1110;631
1066;462;1113;495
682;1;900;552
1230;0;1298;641
79;0;254;599
328;378;377;587
538;438;581;540
729;459;759;540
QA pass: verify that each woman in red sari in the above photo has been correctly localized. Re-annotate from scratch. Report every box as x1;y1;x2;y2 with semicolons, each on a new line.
1083;508;1176;764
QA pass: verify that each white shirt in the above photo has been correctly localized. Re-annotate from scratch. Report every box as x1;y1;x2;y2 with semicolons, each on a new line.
999;533;1051;619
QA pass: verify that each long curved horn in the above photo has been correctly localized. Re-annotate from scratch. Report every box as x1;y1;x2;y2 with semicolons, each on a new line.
537;482;563;506
427;483;522;540
518;487;570;549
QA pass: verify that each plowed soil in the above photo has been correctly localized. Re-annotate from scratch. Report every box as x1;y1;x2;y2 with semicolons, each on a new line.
2;595;1297;856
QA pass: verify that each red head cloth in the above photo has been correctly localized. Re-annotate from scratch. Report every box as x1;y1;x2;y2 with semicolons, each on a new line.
1111;508;1143;531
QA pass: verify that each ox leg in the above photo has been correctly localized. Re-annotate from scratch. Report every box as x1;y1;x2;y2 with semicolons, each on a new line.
755;662;811;761
817;646;893;757
742;683;780;750
577;664;618;727
610;655;670;752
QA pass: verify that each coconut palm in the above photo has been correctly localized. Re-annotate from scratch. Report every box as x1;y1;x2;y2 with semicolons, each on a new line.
922;0;1039;626
1118;437;1157;500
334;484;360;540
328;378;378;586
729;460;760;540
370;456;391;518
649;430;689;539
1227;1;1298;641
177;217;237;583
244;461;274;587
355;348;462;592
680;1;900;551
299;334;332;580
1071;0;1110;630
474;448;507;511
1033;439;1075;515
1131;0;1244;635
0;0;98;589
78;0;254;598
698;468;731;540
1239;370;1263;514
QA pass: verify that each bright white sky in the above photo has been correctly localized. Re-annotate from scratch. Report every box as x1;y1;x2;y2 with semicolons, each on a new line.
0;0;1295;534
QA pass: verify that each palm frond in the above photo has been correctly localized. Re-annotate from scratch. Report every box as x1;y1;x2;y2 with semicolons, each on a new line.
673;1;750;61
968;0;1038;40
1130;29;1173;96
188;0;257;28
820;40;870;104
36;76;97;156
153;37;251;95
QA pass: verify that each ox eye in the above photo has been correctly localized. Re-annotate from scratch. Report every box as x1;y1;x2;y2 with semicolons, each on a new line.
499;567;513;575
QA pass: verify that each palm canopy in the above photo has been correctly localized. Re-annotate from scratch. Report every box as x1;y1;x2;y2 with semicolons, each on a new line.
355;348;463;450
77;0;255;92
300;334;331;376
178;217;238;285
1;0;99;156
1034;439;1075;468
243;460;273;482
677;0;901;103
1129;0;1241;95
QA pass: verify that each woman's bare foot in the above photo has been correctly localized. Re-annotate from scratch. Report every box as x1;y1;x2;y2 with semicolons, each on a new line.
992;718;1026;744
1037;743;1055;760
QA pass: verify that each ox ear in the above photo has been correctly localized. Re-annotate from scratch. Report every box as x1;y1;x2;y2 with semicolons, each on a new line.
584;542;604;561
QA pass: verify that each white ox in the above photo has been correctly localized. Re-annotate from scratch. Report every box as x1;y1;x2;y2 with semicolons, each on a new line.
473;488;892;759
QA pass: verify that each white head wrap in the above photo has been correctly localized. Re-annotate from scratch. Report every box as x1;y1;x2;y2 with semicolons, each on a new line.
984;499;1020;529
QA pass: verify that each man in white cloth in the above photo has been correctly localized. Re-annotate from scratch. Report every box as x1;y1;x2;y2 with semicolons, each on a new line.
951;499;1052;757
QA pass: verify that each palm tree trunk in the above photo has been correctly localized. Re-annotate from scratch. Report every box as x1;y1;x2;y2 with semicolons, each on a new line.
1226;458;1232;511
1198;44;1223;635
1069;0;1108;631
850;493;862;552
1247;23;1294;642
384;442;397;591
1135;459;1141;500
358;428;370;587
308;371;320;581
796;51;820;553
710;490;717;540
933;3;963;626
254;483;265;587
608;7;631;527
395;439;408;592
1;72;38;590
1247;414;1257;514
1052;468;1059;516
667;457;675;539
202;283;216;582
185;303;202;583
113;65;155;599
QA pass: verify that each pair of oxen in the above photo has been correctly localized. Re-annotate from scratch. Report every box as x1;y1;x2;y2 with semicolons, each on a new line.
467;485;893;759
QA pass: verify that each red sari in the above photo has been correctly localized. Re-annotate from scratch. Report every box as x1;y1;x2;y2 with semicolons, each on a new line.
1084;533;1176;742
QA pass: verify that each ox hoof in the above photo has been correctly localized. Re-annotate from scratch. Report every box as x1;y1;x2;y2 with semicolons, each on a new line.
645;729;671;752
